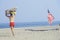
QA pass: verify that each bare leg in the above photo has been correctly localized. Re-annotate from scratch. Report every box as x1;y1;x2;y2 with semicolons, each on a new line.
11;27;15;36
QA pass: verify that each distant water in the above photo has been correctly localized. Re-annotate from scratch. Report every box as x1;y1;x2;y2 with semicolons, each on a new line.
0;21;60;28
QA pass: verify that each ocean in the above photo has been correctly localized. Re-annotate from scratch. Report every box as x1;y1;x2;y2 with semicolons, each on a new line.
0;21;60;28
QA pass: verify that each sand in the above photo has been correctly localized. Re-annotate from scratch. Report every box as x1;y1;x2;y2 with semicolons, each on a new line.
0;26;60;40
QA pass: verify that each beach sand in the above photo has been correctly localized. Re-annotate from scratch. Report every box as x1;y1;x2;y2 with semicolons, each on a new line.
0;26;60;40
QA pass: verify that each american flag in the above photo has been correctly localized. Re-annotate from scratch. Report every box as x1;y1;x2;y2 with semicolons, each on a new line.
48;10;54;25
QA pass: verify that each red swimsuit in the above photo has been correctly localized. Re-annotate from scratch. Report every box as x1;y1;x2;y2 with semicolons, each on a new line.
10;22;15;27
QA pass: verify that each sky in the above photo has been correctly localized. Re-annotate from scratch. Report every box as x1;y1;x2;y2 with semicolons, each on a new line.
0;0;60;23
